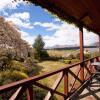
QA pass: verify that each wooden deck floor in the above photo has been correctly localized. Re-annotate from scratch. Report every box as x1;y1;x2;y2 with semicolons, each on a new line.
69;75;100;100
79;79;100;100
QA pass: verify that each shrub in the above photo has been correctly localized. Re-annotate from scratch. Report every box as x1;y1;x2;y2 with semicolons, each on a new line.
10;70;28;81
71;59;80;63
24;57;43;76
67;54;75;60
0;52;14;71
24;57;37;67
14;56;24;62
0;56;9;70
33;86;57;100
40;50;49;60
10;60;27;73
75;52;91;60
64;60;72;64
64;59;80;64
0;70;28;85
26;65;42;76
84;53;91;60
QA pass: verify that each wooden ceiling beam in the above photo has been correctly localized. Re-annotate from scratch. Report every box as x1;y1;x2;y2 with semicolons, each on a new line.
79;12;89;21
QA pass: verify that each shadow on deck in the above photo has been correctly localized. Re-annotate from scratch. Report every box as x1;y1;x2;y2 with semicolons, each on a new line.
70;74;100;100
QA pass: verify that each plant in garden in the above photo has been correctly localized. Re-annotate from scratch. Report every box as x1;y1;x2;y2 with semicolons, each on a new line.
33;35;49;60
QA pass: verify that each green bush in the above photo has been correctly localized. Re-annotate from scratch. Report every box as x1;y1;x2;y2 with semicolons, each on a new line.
64;60;71;64
84;53;91;60
40;50;49;60
0;70;28;85
10;70;28;81
24;57;43;76
0;50;47;99
26;65;42;76
64;59;80;64
67;54;75;60
75;52;91;60
91;51;99;57
34;50;49;61
71;59;80;63
14;56;24;62
0;52;14;71
10;60;27;72
33;86;57;100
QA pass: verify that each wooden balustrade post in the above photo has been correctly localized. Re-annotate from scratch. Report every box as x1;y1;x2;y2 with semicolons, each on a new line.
27;85;33;100
90;59;94;73
96;57;99;62
97;57;100;62
63;69;68;100
79;26;84;82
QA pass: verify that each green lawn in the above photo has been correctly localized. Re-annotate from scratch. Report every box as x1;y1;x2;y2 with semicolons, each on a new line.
37;61;67;88
37;61;68;99
38;61;67;73
37;60;80;99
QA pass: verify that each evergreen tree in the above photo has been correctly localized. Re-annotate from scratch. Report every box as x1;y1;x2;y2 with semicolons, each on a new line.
33;35;45;60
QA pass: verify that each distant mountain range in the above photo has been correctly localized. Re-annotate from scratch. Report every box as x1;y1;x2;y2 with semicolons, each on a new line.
91;42;99;46
45;42;99;50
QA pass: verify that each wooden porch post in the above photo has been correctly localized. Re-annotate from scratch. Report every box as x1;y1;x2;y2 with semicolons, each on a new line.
99;34;100;54
97;34;100;61
79;26;84;82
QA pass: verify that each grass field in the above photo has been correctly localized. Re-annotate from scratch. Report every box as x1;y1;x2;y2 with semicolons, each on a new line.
38;61;67;73
37;61;67;88
37;60;80;99
36;49;99;99
36;49;92;99
47;50;78;58
37;61;67;99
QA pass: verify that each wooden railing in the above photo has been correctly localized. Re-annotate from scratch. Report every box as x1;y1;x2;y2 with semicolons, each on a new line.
0;56;100;100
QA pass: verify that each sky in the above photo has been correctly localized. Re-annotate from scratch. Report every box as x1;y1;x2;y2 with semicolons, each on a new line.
0;0;98;47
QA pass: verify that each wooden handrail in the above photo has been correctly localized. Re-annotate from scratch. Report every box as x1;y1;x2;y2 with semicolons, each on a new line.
0;56;99;99
0;56;99;91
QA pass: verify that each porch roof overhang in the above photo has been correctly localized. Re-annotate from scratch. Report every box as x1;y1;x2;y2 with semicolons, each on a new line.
29;0;100;34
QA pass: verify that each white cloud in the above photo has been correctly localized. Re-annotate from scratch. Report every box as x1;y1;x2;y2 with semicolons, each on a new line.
9;12;30;21
5;12;34;29
42;22;98;47
54;18;61;22
34;21;79;47
19;30;36;45
83;29;98;45
0;0;97;48
15;19;98;47
18;21;98;47
34;22;60;31
0;0;25;11
43;23;79;47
